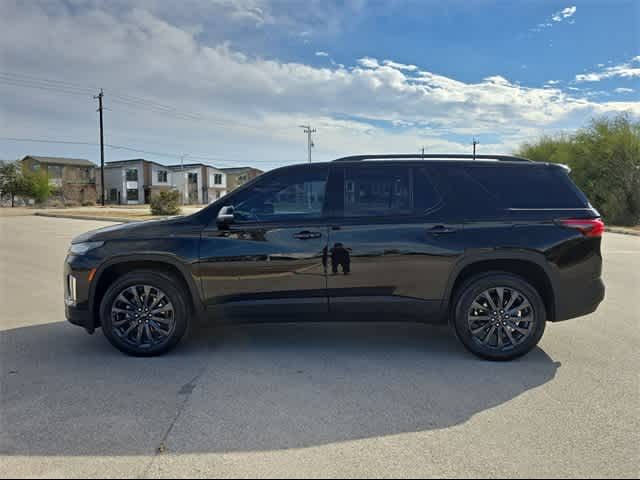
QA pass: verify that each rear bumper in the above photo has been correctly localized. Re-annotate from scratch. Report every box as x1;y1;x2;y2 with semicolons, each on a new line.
553;277;605;322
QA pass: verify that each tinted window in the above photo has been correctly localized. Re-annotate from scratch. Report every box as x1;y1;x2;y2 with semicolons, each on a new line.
233;166;328;222
344;165;411;217
125;169;138;181
414;167;442;212
463;165;587;209
126;188;139;201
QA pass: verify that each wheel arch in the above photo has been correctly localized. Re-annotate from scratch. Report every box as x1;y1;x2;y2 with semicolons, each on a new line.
89;254;204;330
443;251;558;323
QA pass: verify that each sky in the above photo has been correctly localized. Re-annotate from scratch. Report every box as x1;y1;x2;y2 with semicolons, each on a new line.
0;0;638;171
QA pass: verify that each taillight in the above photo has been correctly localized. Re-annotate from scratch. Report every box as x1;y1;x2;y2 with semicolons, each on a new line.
557;218;605;237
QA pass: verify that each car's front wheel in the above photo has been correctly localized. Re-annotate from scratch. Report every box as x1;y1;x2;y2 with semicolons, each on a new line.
100;271;189;356
452;273;546;361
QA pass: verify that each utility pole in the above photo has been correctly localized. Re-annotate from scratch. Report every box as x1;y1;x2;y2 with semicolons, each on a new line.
299;125;316;163
472;137;479;160
421;146;425;160
94;89;105;206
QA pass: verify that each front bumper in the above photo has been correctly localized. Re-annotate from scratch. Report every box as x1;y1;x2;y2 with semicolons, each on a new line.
64;254;98;333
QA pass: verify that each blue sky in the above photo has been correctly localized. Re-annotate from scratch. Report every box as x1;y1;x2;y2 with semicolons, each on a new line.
0;0;638;170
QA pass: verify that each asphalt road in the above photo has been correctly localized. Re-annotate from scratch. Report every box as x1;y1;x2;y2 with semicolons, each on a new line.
1;215;638;479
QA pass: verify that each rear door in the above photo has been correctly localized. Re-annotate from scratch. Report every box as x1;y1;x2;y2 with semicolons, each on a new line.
199;164;330;320
326;163;465;320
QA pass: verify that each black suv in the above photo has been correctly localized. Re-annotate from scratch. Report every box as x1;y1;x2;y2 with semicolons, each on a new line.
65;154;605;360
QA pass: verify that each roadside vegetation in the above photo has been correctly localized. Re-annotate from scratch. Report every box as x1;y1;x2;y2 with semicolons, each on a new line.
0;161;52;207
517;114;640;226
150;190;182;216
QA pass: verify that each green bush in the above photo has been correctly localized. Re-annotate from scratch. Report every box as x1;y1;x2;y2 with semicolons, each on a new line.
517;114;640;226
150;190;182;216
23;170;52;205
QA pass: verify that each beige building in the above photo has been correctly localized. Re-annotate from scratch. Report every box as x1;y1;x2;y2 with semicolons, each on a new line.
21;155;97;205
221;167;263;191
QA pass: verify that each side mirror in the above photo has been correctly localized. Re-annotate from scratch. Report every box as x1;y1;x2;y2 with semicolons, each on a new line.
217;205;235;226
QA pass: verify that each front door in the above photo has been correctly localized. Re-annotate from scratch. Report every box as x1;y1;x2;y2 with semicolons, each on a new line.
199;164;331;320
188;173;198;204
326;163;465;321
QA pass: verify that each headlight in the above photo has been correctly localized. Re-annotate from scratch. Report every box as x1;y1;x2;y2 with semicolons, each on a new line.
69;241;104;255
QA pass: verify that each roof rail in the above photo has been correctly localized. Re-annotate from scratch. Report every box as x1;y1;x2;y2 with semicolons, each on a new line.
332;154;532;163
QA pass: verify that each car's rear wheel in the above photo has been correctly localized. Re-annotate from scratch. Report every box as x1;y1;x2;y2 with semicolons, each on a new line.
100;271;189;356
452;273;546;361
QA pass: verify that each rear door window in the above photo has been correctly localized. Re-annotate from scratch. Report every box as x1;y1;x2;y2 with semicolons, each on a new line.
343;165;412;217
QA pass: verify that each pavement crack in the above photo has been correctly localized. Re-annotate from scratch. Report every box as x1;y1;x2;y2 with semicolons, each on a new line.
138;366;207;479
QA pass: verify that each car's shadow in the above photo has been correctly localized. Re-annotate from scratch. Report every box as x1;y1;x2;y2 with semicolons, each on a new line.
0;321;560;456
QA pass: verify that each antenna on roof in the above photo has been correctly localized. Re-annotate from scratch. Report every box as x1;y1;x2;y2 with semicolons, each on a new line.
472;137;480;161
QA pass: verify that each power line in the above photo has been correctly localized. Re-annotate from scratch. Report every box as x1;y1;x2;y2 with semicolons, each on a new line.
0;70;290;134
0;136;282;166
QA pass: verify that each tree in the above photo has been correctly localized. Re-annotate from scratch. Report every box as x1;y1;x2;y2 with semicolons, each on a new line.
0;161;29;207
517;114;640;226
23;169;52;204
0;161;52;206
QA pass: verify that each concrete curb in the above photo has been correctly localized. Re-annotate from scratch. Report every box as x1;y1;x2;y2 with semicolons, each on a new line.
606;227;640;237
34;212;146;223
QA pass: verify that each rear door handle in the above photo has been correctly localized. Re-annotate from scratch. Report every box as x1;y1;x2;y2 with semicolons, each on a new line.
294;231;323;240
428;225;457;235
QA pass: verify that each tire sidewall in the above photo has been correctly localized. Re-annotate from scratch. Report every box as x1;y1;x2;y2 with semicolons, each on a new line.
452;273;546;361
100;271;188;356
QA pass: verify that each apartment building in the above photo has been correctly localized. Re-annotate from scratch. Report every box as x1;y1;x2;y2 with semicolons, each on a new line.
101;159;227;205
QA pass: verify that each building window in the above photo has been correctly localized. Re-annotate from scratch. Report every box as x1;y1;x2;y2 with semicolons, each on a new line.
126;188;139;201
125;169;138;182
157;170;168;183
214;173;223;185
109;189;118;202
48;165;63;179
216;191;222;199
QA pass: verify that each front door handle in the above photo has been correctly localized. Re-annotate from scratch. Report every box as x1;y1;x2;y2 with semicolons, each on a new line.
294;231;323;240
428;225;457;235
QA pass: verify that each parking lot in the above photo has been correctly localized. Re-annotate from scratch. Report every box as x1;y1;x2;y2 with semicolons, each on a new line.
0;214;638;478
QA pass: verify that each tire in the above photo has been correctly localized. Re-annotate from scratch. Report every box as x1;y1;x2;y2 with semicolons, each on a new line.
100;270;189;356
451;273;546;361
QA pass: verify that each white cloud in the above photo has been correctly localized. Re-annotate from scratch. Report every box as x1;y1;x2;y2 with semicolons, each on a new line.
576;57;640;82
382;60;418;71
0;1;637;166
614;88;635;93
358;57;380;68
552;6;577;22
531;5;577;32
315;51;329;57
546;80;561;85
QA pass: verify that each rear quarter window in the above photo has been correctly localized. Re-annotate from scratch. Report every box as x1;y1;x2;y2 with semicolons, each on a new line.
463;164;589;209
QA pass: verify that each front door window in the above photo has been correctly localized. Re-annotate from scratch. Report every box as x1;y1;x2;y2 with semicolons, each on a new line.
232;166;328;223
